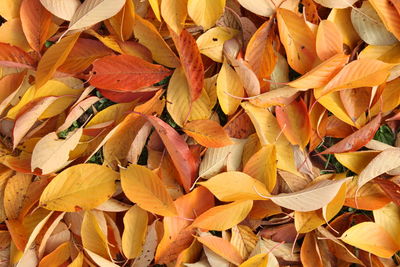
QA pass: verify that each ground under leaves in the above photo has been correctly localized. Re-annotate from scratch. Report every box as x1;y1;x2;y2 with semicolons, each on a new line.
0;0;400;266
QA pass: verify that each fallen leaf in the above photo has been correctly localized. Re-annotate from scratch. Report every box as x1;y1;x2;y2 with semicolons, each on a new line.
122;205;148;259
120;164;177;216
39;164;118;211
196;235;243;266
183;120;233;148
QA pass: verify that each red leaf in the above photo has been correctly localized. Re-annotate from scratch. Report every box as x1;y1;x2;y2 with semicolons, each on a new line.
0;43;36;68
90;55;172;91
375;178;400;206
320;113;382;154
144;115;197;192
170;29;204;101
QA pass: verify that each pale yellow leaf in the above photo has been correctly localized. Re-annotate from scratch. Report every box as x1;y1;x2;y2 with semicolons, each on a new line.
199;171;270;201
40;164;118;211
314;0;357;8
374;202;400;247
68;0;126;31
81;211;110;259
31;129;83;175
122;205;148;259
269;178;350;212
358;148;400;189
40;0;81;21
120;164;177;216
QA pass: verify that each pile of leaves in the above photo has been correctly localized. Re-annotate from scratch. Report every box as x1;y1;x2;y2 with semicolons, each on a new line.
1;0;400;266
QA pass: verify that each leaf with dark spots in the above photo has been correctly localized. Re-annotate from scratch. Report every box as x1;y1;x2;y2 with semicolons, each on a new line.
170;28;204;102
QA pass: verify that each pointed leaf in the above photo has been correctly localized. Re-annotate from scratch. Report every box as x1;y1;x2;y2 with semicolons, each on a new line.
68;0;126;31
269;178;350;212
36;33;80;88
191;200;253;231
316;20;343;60
341;222;399;258
321;113;382;154
187;0;225;30
196;235;243;266
161;0;187;34
90;55;171;91
199;171;270;201
39;164;118;211
122;205;148;259
40;0;80;21
183;120;233;148
0;43;35;68
144;115;197;192
170;28;204;101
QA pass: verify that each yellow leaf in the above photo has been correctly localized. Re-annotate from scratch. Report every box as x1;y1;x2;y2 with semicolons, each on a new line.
370;77;400;117
40;164;118;211
183;119;233;148
237;0;278;17
148;0;161;21
277;8;317;74
8;80;83;120
327;7;360;49
239;253;278;267
196;235;243;265
134;15;180;68
68;252;84;267
36;33;80;89
122;205;148;259
374;202;400;247
0;0;22;20
191;200;253;231
243;145;277;191
31;128;83;175
335;150;380;174
230;225;258;259
167;67;211;127
81;211;110;260
241;102;299;176
199;171;270;201
320;58;393;95
217;60;244;115
196;27;239;62
188;0;226;30
161;0;187;34
107;0;135;41
322;182;347;222
68;0;126;31
120;164;178;216
341;222;399;258
369;0;400;41
0;19;30;51
269;178;350;212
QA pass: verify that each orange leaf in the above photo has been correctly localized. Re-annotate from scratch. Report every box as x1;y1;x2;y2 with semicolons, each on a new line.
170;28;204;102
0;42;36;68
90;55;171;91
316;20;343;61
196;235;243;266
320;113;382;154
20;0;53;53
183;119;233;148
276;99;312;149
191;200;253;231
155;186;214;264
120;164;177;217
36;32;80;88
277;8;317;74
320;59;393;95
144;115;197;192
288;53;349;89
